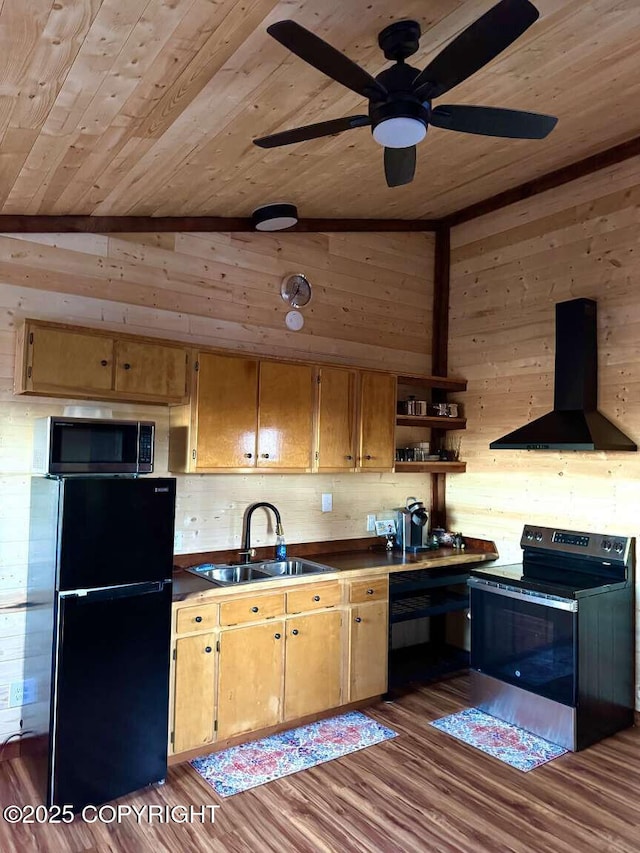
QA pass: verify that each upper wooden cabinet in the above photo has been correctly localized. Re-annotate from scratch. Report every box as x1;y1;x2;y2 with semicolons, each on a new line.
359;371;396;472
170;352;314;472
15;319;190;405
315;366;357;471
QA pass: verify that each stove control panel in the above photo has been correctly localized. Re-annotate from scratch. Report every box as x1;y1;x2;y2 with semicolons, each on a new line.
521;525;631;564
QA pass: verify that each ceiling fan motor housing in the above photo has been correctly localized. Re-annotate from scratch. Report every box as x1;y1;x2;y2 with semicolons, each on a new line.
377;20;422;61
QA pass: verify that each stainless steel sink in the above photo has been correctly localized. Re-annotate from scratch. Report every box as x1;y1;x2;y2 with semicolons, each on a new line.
256;559;335;577
185;564;272;585
185;558;335;585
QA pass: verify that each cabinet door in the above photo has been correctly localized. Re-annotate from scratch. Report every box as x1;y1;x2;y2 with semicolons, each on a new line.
284;610;342;721
217;621;284;740
195;352;258;469
173;633;216;754
257;361;314;469
350;602;388;702
115;340;188;402
359;372;396;471
25;326;114;395
316;367;357;470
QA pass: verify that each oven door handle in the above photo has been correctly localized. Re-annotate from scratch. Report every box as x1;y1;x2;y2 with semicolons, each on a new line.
468;577;578;612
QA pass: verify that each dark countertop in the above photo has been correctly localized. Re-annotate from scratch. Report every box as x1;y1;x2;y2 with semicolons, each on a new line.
172;542;499;603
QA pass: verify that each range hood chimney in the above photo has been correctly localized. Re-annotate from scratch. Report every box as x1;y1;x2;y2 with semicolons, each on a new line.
490;298;637;451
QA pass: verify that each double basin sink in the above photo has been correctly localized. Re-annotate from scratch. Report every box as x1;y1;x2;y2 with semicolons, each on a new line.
185;558;336;586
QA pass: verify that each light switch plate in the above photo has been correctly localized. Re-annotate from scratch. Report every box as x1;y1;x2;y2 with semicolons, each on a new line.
366;514;376;532
321;493;332;512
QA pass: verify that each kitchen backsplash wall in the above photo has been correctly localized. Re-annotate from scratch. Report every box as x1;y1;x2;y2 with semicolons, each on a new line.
0;229;434;741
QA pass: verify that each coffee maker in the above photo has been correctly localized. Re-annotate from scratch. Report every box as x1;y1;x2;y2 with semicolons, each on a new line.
396;496;430;551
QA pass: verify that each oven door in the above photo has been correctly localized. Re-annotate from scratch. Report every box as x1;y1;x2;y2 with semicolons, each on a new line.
468;579;578;706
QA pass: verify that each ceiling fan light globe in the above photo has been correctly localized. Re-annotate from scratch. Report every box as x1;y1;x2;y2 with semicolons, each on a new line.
372;117;426;148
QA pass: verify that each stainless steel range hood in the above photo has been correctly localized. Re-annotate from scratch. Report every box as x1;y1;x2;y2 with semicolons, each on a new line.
490;298;637;451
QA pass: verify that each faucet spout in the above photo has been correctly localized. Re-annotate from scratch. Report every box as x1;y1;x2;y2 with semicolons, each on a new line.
241;502;284;564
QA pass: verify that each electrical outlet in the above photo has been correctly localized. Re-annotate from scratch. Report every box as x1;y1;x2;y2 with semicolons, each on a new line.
366;514;376;532
321;493;332;512
9;679;37;708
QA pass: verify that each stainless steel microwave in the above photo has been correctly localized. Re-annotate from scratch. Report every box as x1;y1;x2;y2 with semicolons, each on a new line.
32;417;155;475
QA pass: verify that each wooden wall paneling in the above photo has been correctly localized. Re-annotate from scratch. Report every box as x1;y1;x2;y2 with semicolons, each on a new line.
0;227;435;738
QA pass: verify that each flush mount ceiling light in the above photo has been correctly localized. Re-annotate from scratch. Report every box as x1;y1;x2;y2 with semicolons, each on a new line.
251;202;298;231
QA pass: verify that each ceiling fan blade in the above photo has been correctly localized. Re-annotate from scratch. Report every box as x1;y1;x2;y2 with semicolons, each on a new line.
384;147;416;188
431;105;557;138
413;0;539;100
267;20;387;101
254;115;371;148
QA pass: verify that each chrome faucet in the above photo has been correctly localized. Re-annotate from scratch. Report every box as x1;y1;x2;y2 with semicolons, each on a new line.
239;502;284;564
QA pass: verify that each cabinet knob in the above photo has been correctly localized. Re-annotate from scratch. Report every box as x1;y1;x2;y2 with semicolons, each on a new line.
244;453;253;459
313;595;320;602
100;359;108;367
346;455;353;461
365;455;372;460
366;588;374;595
274;633;281;640
204;646;212;653
123;363;131;370
355;617;362;623
195;616;203;623
251;606;259;613
291;629;299;636
261;453;270;459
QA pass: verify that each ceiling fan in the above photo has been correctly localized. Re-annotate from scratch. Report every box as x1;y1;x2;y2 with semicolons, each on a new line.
253;0;557;187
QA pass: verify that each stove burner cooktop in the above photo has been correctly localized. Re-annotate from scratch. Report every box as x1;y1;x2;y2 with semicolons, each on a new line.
470;524;632;599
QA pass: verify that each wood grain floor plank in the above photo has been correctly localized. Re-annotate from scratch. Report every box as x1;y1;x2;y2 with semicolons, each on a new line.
2;677;640;852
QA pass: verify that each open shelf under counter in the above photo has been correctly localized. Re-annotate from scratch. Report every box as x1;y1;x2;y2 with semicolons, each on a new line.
394;461;466;473
396;415;466;430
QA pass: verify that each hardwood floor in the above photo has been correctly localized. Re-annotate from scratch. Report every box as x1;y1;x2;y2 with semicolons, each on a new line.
2;676;640;852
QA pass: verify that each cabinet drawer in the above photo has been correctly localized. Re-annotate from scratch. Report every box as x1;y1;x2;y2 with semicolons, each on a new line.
287;581;341;614
176;602;218;634
220;592;285;626
349;577;388;603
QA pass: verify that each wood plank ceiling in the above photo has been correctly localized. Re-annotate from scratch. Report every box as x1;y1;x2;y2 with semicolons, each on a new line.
0;0;638;220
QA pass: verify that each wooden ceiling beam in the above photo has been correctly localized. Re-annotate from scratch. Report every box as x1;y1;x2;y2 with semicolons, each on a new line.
0;216;439;233
444;135;640;228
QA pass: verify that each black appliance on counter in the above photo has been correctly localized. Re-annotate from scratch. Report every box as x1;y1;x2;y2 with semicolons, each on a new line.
468;525;634;751
26;476;176;810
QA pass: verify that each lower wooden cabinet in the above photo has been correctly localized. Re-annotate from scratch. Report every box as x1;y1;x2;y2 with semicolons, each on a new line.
284;610;343;721
216;621;284;740
172;632;217;754
349;601;388;702
171;574;389;756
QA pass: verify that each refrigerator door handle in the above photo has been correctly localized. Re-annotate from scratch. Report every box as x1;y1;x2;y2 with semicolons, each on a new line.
59;580;171;601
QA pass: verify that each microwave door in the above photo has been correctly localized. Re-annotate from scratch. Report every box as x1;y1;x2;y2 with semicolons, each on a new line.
57;477;176;591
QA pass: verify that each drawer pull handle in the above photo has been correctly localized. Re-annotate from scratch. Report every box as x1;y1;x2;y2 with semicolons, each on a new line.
291;629;299;636
367;588;374;595
313;595;320;602
355;617;362;623
100;359;108;367
204;646;212;653
274;633;281;640
251;606;259;613
195;616;203;623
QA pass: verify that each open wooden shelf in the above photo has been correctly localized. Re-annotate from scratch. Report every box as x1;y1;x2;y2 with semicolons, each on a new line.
396;373;467;392
394;461;466;473
396;415;466;430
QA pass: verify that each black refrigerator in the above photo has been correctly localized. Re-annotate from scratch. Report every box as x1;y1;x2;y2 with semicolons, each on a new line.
27;476;176;811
